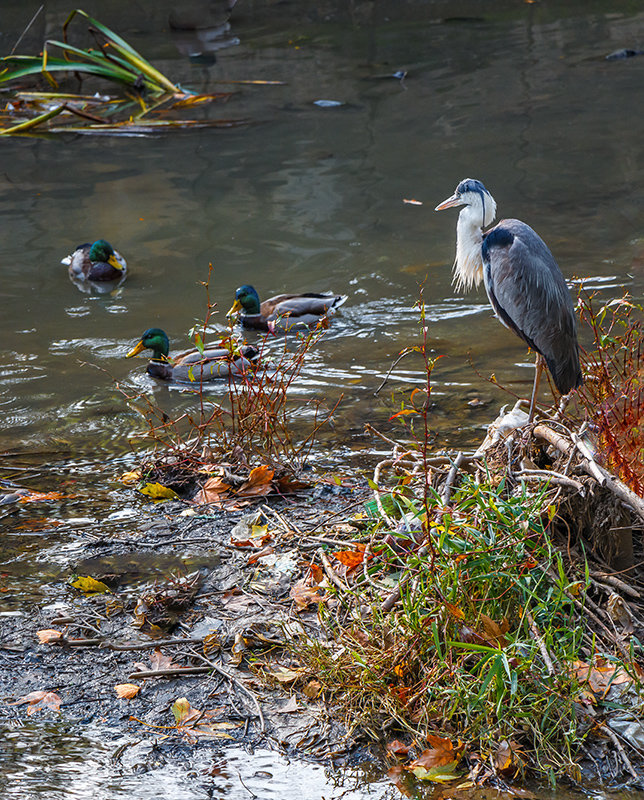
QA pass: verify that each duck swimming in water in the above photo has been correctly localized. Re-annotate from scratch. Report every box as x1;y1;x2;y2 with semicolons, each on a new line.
62;239;127;284
227;284;347;332
126;328;259;383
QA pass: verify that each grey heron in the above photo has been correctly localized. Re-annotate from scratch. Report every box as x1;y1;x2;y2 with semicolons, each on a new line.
435;178;582;420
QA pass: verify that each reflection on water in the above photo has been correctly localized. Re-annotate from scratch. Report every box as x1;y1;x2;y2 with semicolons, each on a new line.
1;2;643;797
1;729;395;800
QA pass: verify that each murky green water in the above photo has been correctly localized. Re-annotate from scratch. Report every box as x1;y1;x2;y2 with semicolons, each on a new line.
1;0;644;797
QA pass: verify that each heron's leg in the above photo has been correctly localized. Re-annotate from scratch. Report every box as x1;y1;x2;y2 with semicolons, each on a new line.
528;354;544;424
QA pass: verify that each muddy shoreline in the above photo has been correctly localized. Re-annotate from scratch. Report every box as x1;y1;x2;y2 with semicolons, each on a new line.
0;481;375;774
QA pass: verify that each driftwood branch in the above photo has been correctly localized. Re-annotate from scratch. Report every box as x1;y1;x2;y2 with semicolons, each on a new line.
533;424;644;523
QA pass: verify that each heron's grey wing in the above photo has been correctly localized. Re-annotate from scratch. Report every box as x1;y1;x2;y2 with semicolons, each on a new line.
482;219;582;394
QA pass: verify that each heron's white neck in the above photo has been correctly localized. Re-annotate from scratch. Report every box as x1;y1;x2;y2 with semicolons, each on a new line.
452;197;496;293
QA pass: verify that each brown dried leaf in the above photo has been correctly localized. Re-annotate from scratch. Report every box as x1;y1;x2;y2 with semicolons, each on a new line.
194;476;231;505
237;465;275;498
387;739;412;757
302;679;322;699
36;629;64;644
265;665;303;684
15;691;62;715
573;658;632;696
275;695;299;714
410;735;455;770
332;545;365;570
290;579;325;610
171;697;201;726
149;648;175;671
115;683;140;699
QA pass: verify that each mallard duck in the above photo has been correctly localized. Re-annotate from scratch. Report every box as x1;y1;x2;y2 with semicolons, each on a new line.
227;285;347;331
126;328;259;383
62;240;127;283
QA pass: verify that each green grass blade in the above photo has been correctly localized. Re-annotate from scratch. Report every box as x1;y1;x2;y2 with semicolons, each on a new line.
0;103;65;135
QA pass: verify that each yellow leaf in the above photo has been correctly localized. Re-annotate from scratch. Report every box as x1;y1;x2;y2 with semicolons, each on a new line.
171;697;198;726
115;683;140;699
411;760;460;783
120;470;141;485
69;575;110;595
138;482;179;500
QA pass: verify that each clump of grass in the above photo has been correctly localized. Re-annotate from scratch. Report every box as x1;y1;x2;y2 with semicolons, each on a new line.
578;293;643;495
297;479;590;781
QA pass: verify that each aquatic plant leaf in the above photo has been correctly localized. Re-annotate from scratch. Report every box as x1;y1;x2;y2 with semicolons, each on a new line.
69;575;110;594
36;629;64;644
0;103;66;135
14;691;62;715
62;9;179;93
115;683;140;699
138;481;179;500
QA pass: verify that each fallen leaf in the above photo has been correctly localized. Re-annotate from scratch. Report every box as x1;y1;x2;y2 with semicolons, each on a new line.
444;602;465;620
290;579;325;609
138;482;179;501
36;629;64;644
120;470;141;485
275;695;299;714
410;736;456;770
333;546;366;570
302;679;322;699
194;476;231;505
69;575;110;595
115;683;140;699
265;665;303;684
14;691;62;715
237;465;275;498
494;740;513;773
230;632;246;667
410;761;460;783
573;658;632;696
387;739;412;756
171;697;201;726
149;648;175;671
18;490;71;503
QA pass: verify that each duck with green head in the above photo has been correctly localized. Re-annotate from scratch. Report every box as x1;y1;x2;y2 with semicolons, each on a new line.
227;284;347;332
126;328;259;383
62;239;127;284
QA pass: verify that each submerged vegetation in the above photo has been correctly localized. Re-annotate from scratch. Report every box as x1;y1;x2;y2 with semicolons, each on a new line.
0;9;275;135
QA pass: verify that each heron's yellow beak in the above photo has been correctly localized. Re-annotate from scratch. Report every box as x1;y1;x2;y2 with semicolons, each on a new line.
227;299;243;317
126;340;145;358
108;254;124;271
434;192;463;212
